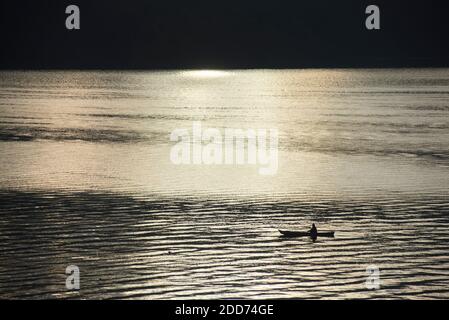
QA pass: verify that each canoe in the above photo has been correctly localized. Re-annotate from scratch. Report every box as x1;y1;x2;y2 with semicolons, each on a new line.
279;230;335;238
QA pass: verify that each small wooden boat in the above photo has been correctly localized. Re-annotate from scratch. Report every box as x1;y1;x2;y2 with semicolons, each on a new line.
279;230;335;238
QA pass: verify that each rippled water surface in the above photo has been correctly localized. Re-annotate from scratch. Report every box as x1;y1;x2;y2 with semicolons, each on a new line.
0;69;449;299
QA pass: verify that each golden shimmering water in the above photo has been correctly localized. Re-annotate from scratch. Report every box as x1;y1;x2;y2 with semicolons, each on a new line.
0;69;449;299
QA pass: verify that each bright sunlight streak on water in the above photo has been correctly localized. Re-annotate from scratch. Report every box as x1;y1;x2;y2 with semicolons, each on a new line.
180;70;231;78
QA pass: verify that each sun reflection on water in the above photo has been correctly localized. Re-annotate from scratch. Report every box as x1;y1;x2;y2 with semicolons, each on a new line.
180;70;231;78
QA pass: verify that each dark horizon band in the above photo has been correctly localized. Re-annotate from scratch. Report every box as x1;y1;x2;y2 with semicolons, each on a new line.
1;0;448;70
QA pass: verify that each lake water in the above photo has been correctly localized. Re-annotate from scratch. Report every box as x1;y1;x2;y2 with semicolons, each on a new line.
0;69;449;299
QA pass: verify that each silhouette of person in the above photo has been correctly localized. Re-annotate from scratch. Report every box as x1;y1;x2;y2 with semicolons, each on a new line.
310;223;317;240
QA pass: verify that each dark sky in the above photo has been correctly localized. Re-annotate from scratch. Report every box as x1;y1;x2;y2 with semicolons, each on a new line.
1;0;448;69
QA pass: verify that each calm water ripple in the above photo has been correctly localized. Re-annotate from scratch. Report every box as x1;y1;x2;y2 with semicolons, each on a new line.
0;190;448;299
1;69;449;299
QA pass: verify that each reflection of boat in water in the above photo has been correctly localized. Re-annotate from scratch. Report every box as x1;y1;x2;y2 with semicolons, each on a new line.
279;230;335;238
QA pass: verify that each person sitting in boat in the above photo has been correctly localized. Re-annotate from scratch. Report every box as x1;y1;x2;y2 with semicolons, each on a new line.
310;223;317;237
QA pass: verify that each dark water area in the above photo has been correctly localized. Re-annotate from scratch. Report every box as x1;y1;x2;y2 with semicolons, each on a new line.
1;190;449;299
